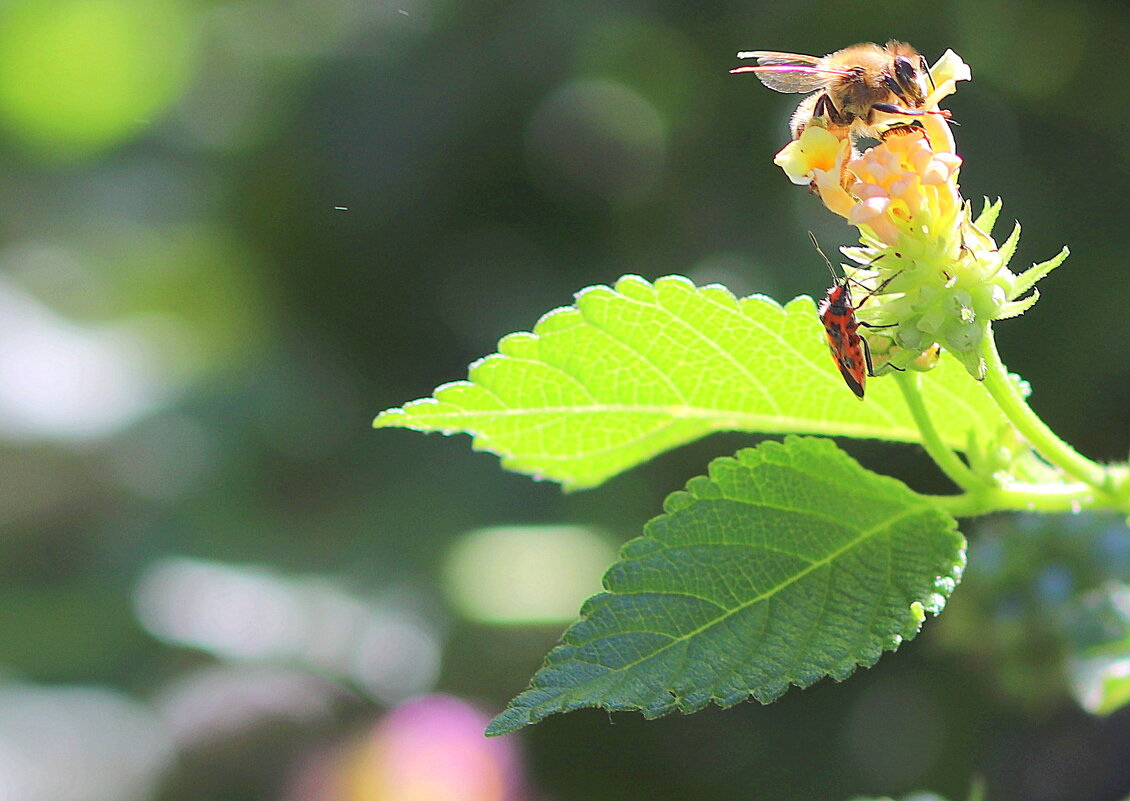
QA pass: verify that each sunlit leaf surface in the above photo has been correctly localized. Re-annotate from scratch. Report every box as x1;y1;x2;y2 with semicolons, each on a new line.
376;275;1006;489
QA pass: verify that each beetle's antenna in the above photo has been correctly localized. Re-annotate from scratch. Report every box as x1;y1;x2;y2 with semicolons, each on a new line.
808;231;840;284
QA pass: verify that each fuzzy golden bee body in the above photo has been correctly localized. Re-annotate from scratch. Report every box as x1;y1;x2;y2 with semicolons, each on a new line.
732;41;942;145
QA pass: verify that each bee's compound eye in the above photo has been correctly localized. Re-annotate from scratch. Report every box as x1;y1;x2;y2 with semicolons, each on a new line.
894;57;917;88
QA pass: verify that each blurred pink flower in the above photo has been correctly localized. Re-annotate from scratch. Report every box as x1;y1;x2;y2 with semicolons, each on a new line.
286;694;534;801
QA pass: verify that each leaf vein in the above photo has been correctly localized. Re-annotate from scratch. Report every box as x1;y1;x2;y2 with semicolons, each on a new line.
571;504;925;680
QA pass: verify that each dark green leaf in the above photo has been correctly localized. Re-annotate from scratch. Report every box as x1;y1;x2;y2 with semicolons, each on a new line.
487;437;964;735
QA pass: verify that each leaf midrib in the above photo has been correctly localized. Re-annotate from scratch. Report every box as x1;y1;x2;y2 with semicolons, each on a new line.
563;502;927;686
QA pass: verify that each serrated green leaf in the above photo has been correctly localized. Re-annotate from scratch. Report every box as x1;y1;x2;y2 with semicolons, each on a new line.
375;276;1005;489
998;288;1039;320
1010;245;1069;301
485;437;965;735
973;196;1002;235
997;221;1021;270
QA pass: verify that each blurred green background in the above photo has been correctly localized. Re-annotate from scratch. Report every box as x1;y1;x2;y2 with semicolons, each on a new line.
2;0;1130;799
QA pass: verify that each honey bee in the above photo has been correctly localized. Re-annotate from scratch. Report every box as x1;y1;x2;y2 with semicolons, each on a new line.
731;41;947;144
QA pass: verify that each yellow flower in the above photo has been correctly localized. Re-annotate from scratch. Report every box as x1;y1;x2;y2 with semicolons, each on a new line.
845;131;963;247
920;49;972;154
767;50;1067;380
773;122;844;184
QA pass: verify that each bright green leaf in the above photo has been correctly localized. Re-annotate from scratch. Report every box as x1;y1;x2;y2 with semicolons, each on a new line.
376;275;1006;490
973;196;1002;235
1010;245;1069;301
997;221;1021;270
485;437;965;735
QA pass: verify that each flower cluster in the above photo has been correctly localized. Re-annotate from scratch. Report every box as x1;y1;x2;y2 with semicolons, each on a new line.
775;51;1066;379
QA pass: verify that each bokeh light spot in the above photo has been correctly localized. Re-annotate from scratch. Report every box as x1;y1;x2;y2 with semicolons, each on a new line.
0;0;196;158
154;665;338;747
134;558;444;705
0;277;166;440
347;695;522;801
443;525;617;625
688;251;771;300
0;685;173;801
573;16;707;136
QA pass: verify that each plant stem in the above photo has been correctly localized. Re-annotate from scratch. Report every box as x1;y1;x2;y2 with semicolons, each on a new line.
894;369;986;492
928;481;1102;517
979;327;1112;494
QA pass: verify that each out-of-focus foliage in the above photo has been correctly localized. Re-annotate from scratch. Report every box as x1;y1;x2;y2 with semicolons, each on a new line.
849;794;953;801
2;0;1129;800
0;0;197;158
938;513;1130;715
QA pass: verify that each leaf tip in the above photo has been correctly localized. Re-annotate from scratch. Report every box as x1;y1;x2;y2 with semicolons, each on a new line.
612;273;655;294
371;407;404;428
484;707;527;737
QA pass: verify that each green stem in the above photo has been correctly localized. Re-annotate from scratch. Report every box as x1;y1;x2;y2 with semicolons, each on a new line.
894;369;987;492
979;327;1112;494
929;481;1103;517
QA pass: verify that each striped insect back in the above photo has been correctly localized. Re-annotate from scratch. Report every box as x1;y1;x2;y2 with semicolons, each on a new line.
810;233;879;398
818;278;869;398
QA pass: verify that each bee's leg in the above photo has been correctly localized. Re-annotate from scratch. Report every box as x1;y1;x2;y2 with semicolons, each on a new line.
789;93;823;139
790;93;856;191
880;122;925;139
882;73;918;106
812;92;837;120
813;92;855;128
873;101;951;141
805;94;859;189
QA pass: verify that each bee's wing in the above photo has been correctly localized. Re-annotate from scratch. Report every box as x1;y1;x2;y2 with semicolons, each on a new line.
729;63;849;93
735;50;821;65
